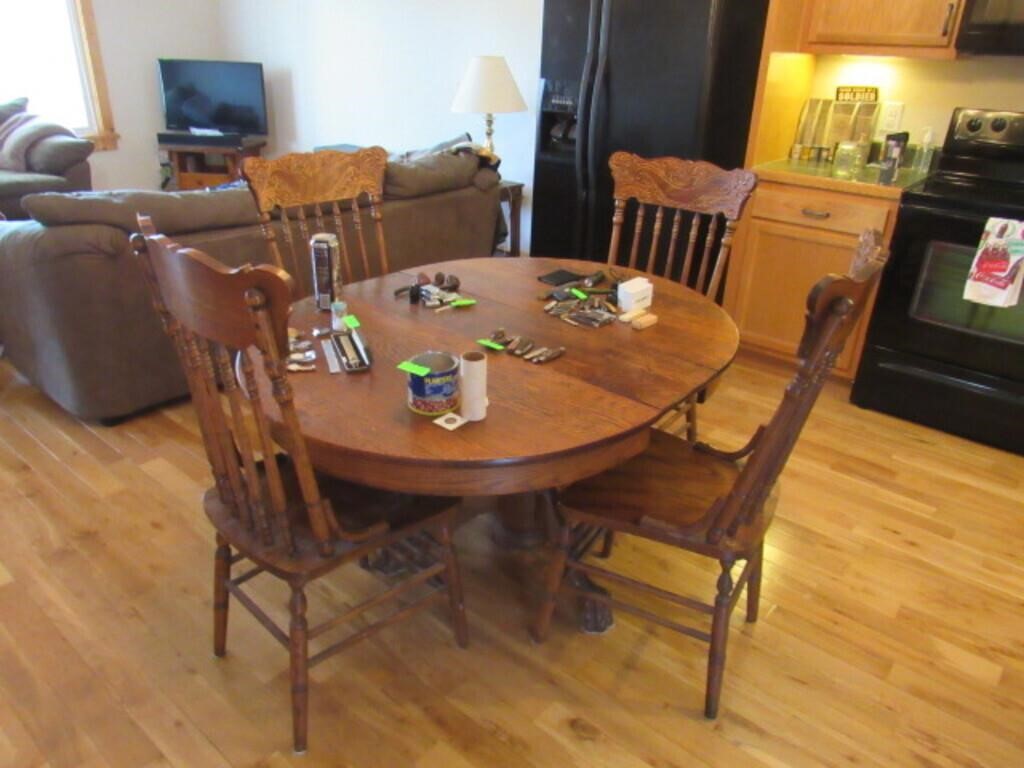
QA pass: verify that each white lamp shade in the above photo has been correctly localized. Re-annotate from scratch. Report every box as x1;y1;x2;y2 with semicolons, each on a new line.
451;56;527;115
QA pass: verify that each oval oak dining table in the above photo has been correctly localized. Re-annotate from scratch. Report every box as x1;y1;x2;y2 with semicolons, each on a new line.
262;256;739;633
270;257;739;496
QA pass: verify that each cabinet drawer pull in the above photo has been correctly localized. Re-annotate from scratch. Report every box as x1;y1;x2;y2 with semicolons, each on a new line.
801;207;832;220
941;2;955;37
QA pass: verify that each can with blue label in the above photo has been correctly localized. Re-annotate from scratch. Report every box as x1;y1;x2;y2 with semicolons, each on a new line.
406;351;460;415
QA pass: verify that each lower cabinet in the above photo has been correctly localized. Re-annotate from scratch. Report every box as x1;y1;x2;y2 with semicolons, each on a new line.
725;180;898;379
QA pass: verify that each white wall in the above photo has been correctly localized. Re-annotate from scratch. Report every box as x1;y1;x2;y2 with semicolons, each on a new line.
217;0;543;251
88;0;226;189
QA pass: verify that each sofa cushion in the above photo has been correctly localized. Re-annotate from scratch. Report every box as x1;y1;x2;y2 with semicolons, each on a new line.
26;135;94;175
22;187;259;235
0;169;76;196
384;152;480;199
0;97;28;125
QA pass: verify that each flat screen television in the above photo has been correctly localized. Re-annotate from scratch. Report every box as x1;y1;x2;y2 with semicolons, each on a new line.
158;59;268;136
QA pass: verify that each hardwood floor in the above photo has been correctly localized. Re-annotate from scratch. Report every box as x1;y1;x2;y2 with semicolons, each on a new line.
0;353;1022;767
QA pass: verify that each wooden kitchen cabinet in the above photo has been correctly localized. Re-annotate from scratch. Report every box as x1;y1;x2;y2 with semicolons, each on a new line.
725;180;898;379
803;0;962;57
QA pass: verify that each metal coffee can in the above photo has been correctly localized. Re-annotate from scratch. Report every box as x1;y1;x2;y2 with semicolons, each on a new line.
406;351;460;415
310;233;340;311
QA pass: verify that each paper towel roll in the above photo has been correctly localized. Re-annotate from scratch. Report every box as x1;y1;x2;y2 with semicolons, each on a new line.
460;350;487;421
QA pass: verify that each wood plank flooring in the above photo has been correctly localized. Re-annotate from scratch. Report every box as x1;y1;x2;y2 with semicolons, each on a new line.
0;353;1022;767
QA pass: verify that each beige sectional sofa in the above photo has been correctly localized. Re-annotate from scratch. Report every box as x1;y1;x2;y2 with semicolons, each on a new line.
0;156;501;421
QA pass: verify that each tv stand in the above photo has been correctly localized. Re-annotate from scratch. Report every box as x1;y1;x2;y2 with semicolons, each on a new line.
158;135;266;190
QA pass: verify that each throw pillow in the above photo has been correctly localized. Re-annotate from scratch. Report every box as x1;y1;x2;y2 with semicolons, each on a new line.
0;115;74;172
0;97;28;126
384;151;480;199
25;135;94;175
389;133;472;163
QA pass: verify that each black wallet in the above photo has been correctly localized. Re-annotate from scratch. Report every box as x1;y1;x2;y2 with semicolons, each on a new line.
538;268;584;286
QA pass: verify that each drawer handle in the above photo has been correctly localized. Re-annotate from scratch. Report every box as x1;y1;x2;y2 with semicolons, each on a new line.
801;207;832;220
941;2;955;37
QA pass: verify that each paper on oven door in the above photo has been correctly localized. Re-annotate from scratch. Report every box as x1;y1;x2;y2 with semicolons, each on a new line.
963;218;1024;308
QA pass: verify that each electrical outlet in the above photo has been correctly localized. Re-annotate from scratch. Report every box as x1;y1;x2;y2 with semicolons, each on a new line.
878;101;905;134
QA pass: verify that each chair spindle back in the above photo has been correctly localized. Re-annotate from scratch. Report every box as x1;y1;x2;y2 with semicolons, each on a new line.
243;147;390;290
707;230;888;544
132;220;344;557
607;152;756;300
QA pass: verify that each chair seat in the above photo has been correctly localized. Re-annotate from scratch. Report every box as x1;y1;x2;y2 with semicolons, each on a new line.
205;456;458;576
560;429;774;556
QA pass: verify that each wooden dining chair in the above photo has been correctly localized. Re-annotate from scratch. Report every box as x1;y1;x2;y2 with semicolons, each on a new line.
606;151;757;441
242;147;390;292
131;219;467;754
533;230;886;720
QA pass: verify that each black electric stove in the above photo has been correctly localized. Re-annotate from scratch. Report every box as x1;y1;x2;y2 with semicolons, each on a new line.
851;108;1024;454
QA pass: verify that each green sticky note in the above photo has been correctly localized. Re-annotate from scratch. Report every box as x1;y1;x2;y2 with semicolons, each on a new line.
570;287;588;300
397;361;431;377
476;338;505;351
451;298;477;308
343;314;360;329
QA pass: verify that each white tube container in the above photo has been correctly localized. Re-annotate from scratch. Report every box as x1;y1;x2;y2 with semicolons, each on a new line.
460;350;488;421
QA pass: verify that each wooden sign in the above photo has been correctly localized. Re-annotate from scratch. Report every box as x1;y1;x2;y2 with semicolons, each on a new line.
836;86;879;103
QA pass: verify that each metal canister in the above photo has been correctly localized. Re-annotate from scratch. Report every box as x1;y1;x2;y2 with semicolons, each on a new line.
310;233;340;311
406;351;460;415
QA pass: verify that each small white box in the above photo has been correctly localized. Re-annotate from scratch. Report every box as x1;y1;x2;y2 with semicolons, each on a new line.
617;276;653;312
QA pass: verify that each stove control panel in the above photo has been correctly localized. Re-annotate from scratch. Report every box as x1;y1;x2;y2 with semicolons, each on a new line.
950;108;1024;149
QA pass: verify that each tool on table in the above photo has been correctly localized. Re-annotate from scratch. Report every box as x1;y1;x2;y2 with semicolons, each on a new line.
287;362;316;373
632;313;659;330
321;339;342;374
523;346;549;362
531;346;565;364
330;328;372;372
288;350;317;364
618;307;648;323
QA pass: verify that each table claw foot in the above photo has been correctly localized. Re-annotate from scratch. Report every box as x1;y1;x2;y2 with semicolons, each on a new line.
569;571;614;635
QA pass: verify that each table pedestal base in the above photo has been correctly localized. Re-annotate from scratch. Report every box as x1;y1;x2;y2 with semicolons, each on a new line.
493;491;616;635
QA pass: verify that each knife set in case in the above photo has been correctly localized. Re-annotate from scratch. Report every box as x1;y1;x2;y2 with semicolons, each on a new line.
322;330;372;373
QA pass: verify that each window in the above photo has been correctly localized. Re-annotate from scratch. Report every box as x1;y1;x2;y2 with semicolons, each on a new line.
0;0;118;149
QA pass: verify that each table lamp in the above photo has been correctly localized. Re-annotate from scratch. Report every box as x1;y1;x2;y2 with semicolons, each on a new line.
451;55;527;156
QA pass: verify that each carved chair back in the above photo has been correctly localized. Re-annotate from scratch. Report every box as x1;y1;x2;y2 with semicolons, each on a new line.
132;219;345;557
243;147;390;289
707;230;887;544
606;151;757;300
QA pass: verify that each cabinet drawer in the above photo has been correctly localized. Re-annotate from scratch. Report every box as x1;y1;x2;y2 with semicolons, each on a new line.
750;184;891;236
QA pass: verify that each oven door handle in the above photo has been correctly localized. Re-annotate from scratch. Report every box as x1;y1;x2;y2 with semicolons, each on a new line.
899;203;993;226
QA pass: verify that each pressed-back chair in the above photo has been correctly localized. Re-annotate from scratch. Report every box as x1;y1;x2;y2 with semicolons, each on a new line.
132;218;467;753
243;147;390;292
534;229;886;719
606;151;757;441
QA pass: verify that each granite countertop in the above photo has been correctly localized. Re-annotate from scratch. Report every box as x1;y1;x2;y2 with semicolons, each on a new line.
754;159;930;200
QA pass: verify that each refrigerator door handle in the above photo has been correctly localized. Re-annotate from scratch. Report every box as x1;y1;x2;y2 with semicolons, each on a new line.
573;0;602;259
585;0;612;261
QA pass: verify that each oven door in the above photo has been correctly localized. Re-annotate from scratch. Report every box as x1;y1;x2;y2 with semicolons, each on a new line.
866;201;1024;381
957;0;1024;55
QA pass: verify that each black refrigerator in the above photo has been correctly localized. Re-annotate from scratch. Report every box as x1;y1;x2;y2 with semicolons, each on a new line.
531;0;768;261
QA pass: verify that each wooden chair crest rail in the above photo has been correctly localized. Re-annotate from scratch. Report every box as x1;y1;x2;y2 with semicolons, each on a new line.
131;216;467;753
606;151;757;441
534;229;887;720
242;147;390;289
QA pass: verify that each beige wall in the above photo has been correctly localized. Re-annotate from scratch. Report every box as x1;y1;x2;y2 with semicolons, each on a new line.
216;0;543;251
87;0;225;190
811;55;1024;145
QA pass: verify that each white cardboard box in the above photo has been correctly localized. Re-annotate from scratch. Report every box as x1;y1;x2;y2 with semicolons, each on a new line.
618;276;653;311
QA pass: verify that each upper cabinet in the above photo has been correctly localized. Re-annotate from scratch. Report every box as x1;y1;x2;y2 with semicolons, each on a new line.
802;0;963;57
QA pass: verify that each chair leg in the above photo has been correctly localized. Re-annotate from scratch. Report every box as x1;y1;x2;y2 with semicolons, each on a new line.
746;543;764;623
531;521;571;643
438;519;469;648
288;582;309;754
213;535;231;657
597;529;615;558
705;560;734;719
686;394;699;442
